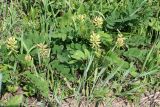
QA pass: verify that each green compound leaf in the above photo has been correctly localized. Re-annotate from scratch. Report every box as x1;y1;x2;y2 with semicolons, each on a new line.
24;72;49;98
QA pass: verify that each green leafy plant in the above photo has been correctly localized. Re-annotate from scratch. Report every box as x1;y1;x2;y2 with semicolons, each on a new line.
0;0;160;106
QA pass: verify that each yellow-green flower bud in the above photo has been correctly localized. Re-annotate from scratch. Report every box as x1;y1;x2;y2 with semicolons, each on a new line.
116;34;126;47
6;37;18;53
92;16;103;28
25;54;33;62
90;32;101;49
37;43;50;58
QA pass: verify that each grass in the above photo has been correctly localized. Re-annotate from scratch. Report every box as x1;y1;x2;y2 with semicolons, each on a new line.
0;0;160;107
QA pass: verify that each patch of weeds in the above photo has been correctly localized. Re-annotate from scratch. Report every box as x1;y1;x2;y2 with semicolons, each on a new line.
0;0;160;106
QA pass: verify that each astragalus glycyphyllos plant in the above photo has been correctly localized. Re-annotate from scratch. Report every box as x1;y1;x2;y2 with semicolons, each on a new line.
0;0;160;106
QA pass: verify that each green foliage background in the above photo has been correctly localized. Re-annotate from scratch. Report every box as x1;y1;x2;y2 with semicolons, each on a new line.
0;0;160;106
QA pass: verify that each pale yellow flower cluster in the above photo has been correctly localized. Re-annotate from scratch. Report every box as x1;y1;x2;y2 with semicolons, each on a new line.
90;32;102;57
90;32;101;49
77;14;86;22
37;43;50;58
92;16;103;28
6;37;18;53
72;14;86;23
116;34;126;47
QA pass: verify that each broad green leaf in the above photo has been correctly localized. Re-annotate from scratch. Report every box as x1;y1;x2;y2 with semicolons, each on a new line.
52;45;63;54
71;50;85;60
106;51;129;68
127;35;148;46
123;48;147;62
71;49;89;61
98;31;112;45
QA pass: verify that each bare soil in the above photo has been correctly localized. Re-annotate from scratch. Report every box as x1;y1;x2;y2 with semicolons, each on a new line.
1;90;160;107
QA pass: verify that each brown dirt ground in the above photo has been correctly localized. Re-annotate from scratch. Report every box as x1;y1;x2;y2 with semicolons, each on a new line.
1;90;160;107
61;92;160;107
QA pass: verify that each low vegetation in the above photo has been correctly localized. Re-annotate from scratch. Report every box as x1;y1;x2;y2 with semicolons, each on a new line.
0;0;160;106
